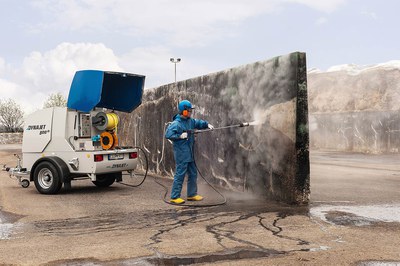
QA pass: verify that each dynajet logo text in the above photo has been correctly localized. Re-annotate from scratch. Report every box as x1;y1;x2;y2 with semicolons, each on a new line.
26;125;50;135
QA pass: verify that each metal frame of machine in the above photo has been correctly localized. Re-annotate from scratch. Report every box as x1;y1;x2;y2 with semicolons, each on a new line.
3;70;145;194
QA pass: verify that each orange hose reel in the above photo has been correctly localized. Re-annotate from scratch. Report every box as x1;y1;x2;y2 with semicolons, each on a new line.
100;131;118;150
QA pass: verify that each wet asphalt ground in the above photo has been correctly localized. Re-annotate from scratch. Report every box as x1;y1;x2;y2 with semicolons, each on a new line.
0;145;399;265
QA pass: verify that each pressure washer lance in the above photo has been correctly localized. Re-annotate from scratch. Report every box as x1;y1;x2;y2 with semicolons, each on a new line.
157;121;252;207
190;122;251;134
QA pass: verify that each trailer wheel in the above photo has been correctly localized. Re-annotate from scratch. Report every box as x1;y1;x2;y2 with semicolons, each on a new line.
33;161;63;194
21;179;30;188
92;173;119;187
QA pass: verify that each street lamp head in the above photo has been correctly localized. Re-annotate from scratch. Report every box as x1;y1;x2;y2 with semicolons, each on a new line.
170;58;181;63
170;57;181;83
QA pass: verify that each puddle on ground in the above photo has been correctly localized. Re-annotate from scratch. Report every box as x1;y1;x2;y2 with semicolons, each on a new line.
33;199;309;237
49;248;285;266
325;211;376;226
309;245;330;252
0;221;14;240
310;204;400;226
0;208;23;240
143;248;284;265
358;261;400;266
43;200;307;265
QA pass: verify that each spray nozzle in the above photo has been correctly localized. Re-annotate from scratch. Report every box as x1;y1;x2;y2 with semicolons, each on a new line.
239;122;250;127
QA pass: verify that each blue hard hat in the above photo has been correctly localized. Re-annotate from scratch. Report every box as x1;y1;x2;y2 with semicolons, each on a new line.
178;100;193;112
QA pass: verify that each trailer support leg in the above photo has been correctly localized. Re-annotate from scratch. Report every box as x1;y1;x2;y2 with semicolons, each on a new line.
64;181;71;191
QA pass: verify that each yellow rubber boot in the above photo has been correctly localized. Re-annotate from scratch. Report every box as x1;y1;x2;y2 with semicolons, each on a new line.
170;198;185;204
187;195;203;201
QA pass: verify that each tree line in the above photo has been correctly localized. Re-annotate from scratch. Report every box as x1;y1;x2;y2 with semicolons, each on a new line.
0;92;67;133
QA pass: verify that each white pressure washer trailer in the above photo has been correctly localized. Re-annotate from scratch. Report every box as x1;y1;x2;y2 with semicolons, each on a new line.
3;70;145;194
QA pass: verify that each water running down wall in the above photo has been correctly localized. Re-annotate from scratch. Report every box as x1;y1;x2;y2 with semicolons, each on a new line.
119;52;309;204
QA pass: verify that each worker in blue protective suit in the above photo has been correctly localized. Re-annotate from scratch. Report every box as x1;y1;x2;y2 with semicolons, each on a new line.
165;100;214;204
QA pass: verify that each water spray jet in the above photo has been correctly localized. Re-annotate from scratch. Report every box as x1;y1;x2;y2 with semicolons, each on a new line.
249;121;262;126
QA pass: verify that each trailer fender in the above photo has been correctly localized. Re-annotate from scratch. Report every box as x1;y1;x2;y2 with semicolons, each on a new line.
30;156;70;183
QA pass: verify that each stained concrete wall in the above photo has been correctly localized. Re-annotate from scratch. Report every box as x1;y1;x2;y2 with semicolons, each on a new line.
0;133;22;144
119;52;309;204
310;112;400;153
308;68;400;153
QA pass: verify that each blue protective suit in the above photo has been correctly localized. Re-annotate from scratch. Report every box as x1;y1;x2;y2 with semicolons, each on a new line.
165;114;209;199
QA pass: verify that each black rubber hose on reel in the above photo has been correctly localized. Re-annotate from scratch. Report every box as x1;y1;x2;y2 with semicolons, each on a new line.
118;146;149;188
154;137;227;208
118;143;226;207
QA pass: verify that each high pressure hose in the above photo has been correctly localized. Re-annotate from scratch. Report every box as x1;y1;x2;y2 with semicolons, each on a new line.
154;127;227;207
121;121;250;207
116;142;225;208
118;146;149;188
153;142;227;207
118;141;226;207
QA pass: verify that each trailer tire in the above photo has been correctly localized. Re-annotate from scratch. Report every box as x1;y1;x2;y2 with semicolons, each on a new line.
92;172;120;187
21;179;30;188
33;161;63;194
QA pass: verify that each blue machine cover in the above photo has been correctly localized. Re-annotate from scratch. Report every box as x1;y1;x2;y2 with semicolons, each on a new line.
67;70;145;113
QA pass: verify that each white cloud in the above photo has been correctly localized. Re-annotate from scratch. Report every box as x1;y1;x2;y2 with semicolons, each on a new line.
111;0;280;46
0;78;19;96
0;78;45;115
316;17;328;25
288;0;347;13
0;42;213;113
0;41;217;113
361;11;378;20
0;42;124;114
30;0;347;46
19;42;123;93
0;57;4;74
120;46;213;88
31;0;277;46
120;46;176;87
1;0;351;113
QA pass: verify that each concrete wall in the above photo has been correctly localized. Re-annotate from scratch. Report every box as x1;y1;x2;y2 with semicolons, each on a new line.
310;112;400;153
119;52;309;204
0;133;22;144
308;67;400;153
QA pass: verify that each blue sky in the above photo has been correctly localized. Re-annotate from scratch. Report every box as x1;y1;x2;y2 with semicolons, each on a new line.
0;0;399;113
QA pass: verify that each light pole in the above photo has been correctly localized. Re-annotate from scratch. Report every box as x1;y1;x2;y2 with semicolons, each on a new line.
170;58;181;83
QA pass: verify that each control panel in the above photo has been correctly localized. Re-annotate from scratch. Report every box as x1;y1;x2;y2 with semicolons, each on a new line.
79;113;91;138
